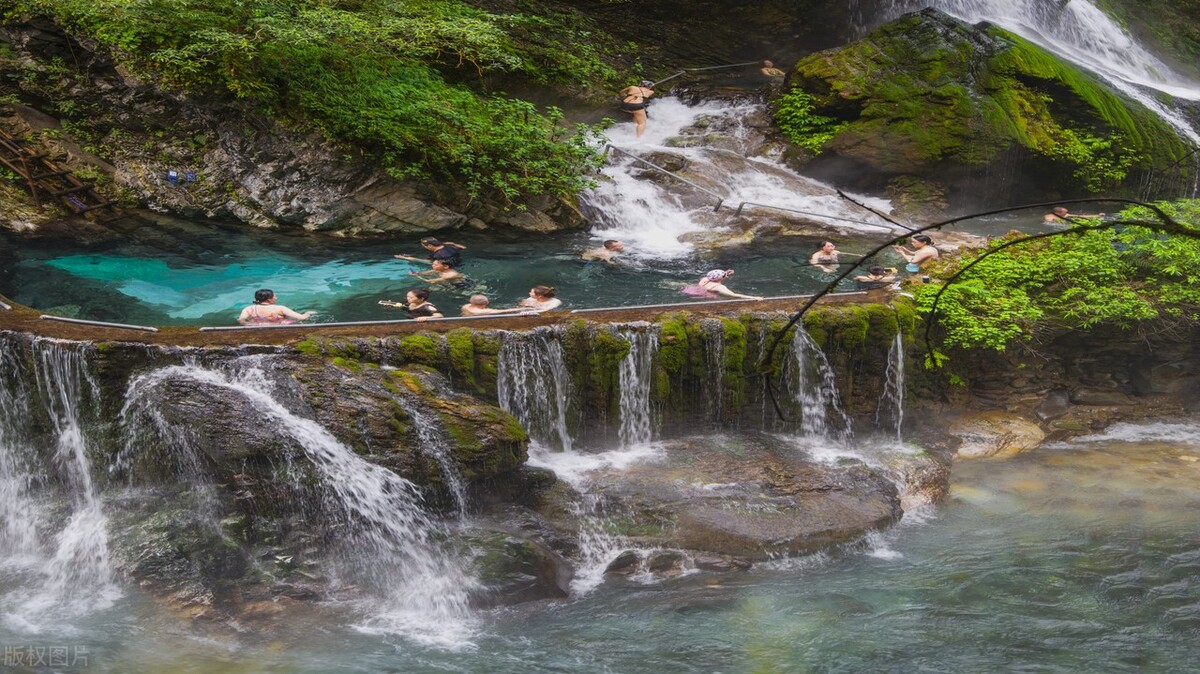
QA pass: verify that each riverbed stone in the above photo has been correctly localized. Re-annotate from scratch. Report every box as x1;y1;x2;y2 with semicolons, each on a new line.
543;434;903;561
948;411;1046;459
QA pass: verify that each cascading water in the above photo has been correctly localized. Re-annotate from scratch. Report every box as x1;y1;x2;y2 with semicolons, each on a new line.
866;0;1200;99
875;330;906;442
786;329;853;441
497;328;575;452
0;338;40;563
0;338;119;631
617;326;660;448
586;98;898;258
121;360;477;647
389;394;470;517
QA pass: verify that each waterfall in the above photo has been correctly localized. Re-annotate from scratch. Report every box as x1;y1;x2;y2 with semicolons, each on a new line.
0;337;42;564
617;326;659;448
0;338;120;631
121;361;477;647
389;394;470;517
875;330;906;441
585;98;898;259
497;328;575;452
700;318;726;423
866;0;1200;99
786;329;853;441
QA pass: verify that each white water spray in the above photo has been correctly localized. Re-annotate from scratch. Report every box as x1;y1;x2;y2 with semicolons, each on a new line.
588;98;898;258
617;326;659;448
124;361;478;648
497;328;575;452
875;330;906;442
1;339;119;633
786;330;853;441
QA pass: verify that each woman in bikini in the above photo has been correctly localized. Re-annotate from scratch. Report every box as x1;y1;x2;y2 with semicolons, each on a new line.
681;269;763;300
237;289;315;326
379;289;443;321
619;81;655;138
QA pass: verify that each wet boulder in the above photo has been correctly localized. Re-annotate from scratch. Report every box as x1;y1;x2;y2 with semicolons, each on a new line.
539;433;907;561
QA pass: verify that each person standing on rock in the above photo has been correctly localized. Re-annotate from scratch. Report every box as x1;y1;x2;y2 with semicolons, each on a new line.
619;81;655;138
237;289;315;326
395;237;466;268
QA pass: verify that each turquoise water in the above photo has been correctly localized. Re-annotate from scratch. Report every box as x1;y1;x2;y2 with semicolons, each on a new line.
0;211;1060;327
4;424;1197;672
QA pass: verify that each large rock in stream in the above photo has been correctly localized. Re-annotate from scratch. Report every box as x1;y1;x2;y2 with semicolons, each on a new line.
538;434;906;561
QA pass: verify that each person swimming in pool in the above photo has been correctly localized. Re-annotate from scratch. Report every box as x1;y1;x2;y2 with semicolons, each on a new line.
582;239;626;265
237;289;315;326
809;240;841;273
461;295;522;317
379;289;443;321
409;260;467;287
518;285;563;313
681;269;763;300
893;234;939;273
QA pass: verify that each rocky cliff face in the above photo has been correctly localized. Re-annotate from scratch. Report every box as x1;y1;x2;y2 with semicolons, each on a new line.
783;8;1196;215
0;19;586;235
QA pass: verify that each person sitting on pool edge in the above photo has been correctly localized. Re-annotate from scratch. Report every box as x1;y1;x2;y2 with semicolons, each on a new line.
582;239;626;264
893;235;939;273
681;269;763;300
379;289;443;321
461;295;523;317
394;237;466;268
519;285;563;313
237;289;316;326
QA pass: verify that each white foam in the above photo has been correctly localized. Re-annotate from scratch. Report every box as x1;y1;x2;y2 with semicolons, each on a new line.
526;442;666;488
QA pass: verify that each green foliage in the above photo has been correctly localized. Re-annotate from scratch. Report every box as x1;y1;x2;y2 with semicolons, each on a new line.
8;0;618;201
913;200;1200;351
774;88;841;153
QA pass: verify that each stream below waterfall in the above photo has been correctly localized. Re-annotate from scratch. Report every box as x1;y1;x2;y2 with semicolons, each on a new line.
2;423;1198;672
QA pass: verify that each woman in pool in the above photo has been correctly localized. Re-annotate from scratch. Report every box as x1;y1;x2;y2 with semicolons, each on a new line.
518;286;563;313
379;289;443;321
681;269;763;300
237;289;315;326
893;235;939;273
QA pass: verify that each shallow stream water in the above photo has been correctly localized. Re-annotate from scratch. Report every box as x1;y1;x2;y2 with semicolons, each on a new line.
2;423;1197;672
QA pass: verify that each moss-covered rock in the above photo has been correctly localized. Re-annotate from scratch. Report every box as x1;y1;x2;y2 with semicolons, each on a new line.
785;8;1194;207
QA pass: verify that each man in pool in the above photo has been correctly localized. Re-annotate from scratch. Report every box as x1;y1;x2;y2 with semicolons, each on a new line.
461;295;523;317
1043;206;1105;224
394;237;466;268
582;240;626;264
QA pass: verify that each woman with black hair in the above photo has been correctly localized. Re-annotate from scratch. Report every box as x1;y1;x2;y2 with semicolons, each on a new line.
237;289;315;326
379;289;444;321
893;235;939;273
